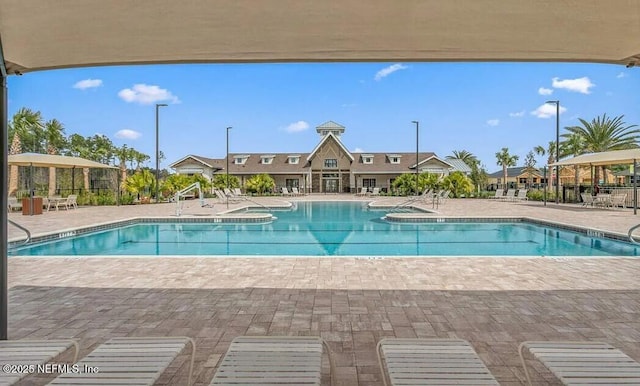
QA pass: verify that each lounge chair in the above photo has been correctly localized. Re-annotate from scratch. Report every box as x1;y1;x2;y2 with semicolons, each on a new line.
499;189;516;201
54;194;77;210
49;336;195;386
611;193;627;208
581;193;595;207
225;188;247;201
0;339;79;385
514;189;528;201
233;188;247;197
519;341;640;386
291;187;303;196
355;187;367;196
210;336;334;386
369;187;380;196
281;187;293;196
377;338;498;386
7;196;22;212
489;190;504;199
437;189;451;205
215;189;241;203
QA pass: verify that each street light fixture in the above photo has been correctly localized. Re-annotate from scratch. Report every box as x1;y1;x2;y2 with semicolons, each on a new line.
545;100;560;204
226;126;232;208
412;121;419;196
155;103;168;203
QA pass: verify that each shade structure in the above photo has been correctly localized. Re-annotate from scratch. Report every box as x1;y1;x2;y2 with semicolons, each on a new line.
8;153;118;169
1;0;640;74
549;149;640;167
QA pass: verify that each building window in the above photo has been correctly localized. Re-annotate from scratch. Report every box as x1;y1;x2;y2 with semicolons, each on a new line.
322;130;328;136
362;178;376;188
261;156;274;164
285;179;299;188
324;159;337;168
234;156;249;165
362;154;373;164
387;154;402;164
288;156;300;164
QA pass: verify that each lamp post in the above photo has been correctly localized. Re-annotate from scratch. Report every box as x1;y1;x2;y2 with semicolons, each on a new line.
155;103;168;203
412;121;419;196
226;126;232;208
546;100;560;204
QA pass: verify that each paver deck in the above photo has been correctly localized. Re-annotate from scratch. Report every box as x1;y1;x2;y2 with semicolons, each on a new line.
6;195;640;385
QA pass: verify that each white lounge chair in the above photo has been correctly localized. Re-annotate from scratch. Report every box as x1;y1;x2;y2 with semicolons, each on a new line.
514;189;528;201
233;188;247;197
291;187;303;196
611;193;627;208
49;336;195;386
7;196;22;212
215;189;241;203
369;187;380;196
500;189;516;201
54;194;77;210
0;339;78;385
355;187;367;196
581;193;595;207
489;190;505;199
377;338;498;386
519;341;640;386
210;336;334;386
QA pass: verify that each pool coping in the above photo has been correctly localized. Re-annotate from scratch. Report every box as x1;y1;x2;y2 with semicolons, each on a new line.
8;213;636;253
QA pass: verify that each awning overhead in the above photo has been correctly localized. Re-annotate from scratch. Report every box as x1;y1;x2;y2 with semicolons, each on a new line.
1;0;640;74
8;153;118;169
549;149;640;167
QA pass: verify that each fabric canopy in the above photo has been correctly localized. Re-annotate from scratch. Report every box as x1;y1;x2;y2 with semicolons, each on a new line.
8;153;117;169
549;149;640;167
1;0;640;74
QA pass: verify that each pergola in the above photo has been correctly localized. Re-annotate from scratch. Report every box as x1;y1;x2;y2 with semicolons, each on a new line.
1;0;639;338
549;148;640;213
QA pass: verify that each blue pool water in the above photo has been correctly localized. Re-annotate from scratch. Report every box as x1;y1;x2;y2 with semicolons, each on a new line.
12;201;639;257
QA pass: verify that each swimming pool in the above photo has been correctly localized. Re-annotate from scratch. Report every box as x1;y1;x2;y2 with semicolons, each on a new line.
11;201;639;257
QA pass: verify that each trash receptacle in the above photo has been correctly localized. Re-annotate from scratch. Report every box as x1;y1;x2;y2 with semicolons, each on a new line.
22;197;43;215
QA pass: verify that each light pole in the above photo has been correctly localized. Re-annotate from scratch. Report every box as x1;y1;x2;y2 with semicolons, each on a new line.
412;121;419;196
226;126;232;208
155;103;168;203
545;100;560;204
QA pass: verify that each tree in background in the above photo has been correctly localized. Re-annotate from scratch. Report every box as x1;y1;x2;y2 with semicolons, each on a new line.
565;114;639;184
523;151;537;188
560;132;586;201
495;147;519;189
446;149;486;192
123;169;156;202
43;119;67;196
441;171;473;198
7;108;44;195
212;174;240;190
391;172;440;196
245;174;275;195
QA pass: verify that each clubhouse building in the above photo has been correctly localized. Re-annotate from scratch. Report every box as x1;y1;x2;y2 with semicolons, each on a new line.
170;121;471;193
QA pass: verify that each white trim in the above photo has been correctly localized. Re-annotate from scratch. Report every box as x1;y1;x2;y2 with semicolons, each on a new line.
169;155;215;169
410;155;454;169
306;132;355;162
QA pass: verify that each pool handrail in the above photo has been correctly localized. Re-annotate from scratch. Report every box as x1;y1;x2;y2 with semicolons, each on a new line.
628;223;640;245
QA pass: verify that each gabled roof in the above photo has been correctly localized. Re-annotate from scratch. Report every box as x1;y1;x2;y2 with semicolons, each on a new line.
169;154;224;170
220;153;311;174
306;132;354;162
351;152;435;173
410;155;454;169
488;166;543;178
316;121;345;130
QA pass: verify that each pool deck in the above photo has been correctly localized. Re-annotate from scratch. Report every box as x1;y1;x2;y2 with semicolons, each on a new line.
6;195;640;385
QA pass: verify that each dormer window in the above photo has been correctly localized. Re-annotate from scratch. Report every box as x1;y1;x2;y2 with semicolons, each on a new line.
288;155;300;164
387;154;402;164
234;155;250;165
362;154;374;164
260;155;275;165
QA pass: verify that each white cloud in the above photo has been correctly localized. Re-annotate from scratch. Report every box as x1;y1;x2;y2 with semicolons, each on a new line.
374;63;408;81
551;76;595;94
486;119;500;127
538;87;553;95
509;111;525;118
616;72;627;79
118;84;180;104
283;121;309;133
114;129;142;140
353;147;364;153
531;103;568;118
73;78;103;90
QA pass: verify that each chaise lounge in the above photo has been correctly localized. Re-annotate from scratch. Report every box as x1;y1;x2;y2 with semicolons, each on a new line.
377;338;499;386
0;339;79;385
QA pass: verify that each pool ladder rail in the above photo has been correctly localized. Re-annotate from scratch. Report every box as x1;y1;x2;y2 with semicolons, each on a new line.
8;219;32;247
629;223;640;245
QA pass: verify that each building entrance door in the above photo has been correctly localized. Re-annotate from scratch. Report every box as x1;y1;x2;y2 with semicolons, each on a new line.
323;179;339;193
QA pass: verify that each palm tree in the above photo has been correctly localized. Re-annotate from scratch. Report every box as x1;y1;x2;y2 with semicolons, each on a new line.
114;145;131;186
560;132;586;201
534;141;557;196
565;114;639;183
7;108;44;195
495;148;518;189
44;119;67;196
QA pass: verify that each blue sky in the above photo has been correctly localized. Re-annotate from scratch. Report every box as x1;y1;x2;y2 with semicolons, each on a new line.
7;62;638;173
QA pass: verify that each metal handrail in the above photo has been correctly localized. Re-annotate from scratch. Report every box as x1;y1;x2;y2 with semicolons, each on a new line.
628;224;640;245
8;219;32;246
